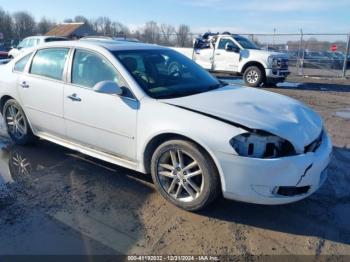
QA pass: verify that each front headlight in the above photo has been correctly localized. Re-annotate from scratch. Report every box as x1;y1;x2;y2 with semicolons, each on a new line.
268;56;279;68
230;131;296;158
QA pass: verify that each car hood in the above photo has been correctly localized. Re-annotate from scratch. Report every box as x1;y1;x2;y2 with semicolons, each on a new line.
243;49;288;59
162;85;323;152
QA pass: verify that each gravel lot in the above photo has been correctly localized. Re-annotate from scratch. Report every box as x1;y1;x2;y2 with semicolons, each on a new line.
0;78;349;257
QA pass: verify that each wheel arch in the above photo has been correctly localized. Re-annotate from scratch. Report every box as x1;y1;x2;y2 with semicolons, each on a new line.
241;61;266;79
0;95;36;137
0;95;15;114
142;132;225;191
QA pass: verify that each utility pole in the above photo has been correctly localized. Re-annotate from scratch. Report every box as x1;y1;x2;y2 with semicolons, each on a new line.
342;34;350;78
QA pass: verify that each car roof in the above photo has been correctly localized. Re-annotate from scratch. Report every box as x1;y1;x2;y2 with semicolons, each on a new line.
23;35;66;40
38;39;167;52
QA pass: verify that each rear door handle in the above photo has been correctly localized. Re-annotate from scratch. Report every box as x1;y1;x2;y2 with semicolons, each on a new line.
20;81;29;88
67;94;82;102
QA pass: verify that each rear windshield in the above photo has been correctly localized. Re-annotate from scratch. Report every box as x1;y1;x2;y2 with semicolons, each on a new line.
44;38;67;43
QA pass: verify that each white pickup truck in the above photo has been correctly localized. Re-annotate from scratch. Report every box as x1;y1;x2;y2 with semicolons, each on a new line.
173;33;290;87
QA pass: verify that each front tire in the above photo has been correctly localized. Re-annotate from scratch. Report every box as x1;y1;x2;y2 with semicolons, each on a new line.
3;99;35;145
151;139;220;211
243;66;264;87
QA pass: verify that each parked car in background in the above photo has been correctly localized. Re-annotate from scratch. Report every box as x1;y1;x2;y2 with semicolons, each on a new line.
0;44;8;60
285;51;299;67
302;51;331;69
319;51;344;70
173;33;290;87
80;35;140;42
8;36;67;58
0;40;331;211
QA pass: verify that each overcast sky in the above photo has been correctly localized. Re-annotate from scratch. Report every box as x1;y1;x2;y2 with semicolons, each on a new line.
1;0;350;34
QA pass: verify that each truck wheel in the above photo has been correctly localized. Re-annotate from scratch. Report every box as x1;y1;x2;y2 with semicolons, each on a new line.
243;66;264;87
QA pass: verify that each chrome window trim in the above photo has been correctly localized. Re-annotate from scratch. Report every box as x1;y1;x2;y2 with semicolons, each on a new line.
28;47;71;82
66;47;138;101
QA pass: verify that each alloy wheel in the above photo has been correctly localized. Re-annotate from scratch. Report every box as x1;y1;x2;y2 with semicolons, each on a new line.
246;69;259;84
157;149;204;203
5;104;27;140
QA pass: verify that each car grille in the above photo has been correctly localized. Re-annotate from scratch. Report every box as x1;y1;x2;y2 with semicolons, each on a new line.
277;186;310;196
305;131;323;153
277;59;289;69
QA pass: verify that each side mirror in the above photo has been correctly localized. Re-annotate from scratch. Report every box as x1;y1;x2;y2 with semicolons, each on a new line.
225;44;240;53
93;81;123;96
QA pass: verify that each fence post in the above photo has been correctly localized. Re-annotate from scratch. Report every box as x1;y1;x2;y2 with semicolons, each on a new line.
299;30;305;76
297;30;303;75
342;34;350;78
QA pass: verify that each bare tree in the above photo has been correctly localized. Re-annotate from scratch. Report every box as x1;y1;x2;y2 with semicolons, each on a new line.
93;16;112;35
74;15;89;24
0;6;196;47
0;8;14;41
37;17;56;35
160;23;175;46
63;18;73;23
176;24;191;47
73;15;95;33
110;22;130;36
12;11;36;39
143;21;160;44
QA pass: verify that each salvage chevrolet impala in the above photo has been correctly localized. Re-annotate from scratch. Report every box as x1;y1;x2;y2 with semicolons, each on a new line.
0;40;332;211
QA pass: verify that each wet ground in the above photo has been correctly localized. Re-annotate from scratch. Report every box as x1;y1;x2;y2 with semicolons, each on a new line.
0;79;350;257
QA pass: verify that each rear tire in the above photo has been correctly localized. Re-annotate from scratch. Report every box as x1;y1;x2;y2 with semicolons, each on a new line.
151;139;220;211
243;66;264;87
3;99;35;145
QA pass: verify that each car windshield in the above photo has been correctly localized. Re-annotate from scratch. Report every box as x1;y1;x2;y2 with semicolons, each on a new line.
233;36;259;50
113;49;226;99
17;40;26;49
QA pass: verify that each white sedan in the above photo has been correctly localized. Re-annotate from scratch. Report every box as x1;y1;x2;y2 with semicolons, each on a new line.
0;40;332;211
7;36;67;59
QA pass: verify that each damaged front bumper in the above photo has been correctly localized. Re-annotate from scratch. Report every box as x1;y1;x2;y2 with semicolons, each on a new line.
265;68;290;79
217;131;332;205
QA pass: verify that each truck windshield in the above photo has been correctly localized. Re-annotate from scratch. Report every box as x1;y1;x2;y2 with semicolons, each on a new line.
113;49;226;99
233;36;259;50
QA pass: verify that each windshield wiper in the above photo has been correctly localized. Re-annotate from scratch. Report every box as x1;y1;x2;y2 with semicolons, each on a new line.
154;82;228;99
207;81;228;91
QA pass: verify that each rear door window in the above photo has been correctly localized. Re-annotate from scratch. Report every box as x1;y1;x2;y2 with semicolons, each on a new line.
30;48;69;80
14;53;33;72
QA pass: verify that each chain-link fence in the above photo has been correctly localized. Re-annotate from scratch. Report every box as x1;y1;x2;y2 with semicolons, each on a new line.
115;32;350;78
2;32;349;78
242;33;350;78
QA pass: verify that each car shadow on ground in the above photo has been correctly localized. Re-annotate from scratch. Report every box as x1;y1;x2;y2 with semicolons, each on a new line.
200;146;350;246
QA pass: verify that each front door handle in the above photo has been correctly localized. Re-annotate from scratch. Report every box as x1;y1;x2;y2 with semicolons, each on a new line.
67;93;82;102
20;81;29;88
